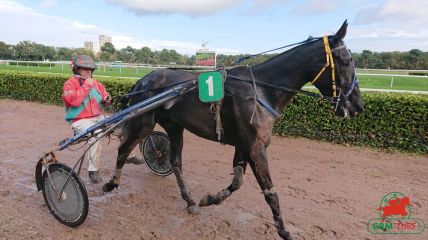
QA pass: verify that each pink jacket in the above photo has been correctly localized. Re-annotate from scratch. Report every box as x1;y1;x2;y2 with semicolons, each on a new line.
62;76;110;123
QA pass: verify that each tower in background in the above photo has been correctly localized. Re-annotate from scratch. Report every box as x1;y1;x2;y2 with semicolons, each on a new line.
99;35;112;48
84;41;94;52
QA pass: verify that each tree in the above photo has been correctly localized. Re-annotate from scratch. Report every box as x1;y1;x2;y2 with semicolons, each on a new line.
56;47;73;61
186;55;195;65
158;49;182;64
72;48;96;59
41;45;56;61
136;46;153;64
100;42;115;54
151;50;161;64
408;49;423;69
117;46;137;63
0;41;13;59
100;42;116;62
159;49;171;64
14;41;39;60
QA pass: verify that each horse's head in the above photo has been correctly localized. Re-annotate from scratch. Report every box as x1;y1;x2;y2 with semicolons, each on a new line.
311;20;364;118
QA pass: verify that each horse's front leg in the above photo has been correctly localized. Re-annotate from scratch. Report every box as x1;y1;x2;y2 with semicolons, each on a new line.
166;124;198;214
199;147;248;206
102;116;153;192
248;144;293;240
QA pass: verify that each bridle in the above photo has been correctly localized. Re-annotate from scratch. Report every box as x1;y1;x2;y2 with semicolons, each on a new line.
311;36;338;97
310;35;359;110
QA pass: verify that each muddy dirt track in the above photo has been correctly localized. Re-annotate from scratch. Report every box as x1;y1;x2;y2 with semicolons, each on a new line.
0;99;427;240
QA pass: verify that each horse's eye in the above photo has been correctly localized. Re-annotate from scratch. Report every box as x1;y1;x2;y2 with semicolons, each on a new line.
342;58;351;65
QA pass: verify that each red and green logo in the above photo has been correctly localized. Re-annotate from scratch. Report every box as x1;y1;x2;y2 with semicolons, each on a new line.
368;192;425;234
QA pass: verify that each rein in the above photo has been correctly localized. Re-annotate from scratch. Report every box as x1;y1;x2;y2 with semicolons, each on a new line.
234;36;321;64
227;74;336;102
110;79;196;105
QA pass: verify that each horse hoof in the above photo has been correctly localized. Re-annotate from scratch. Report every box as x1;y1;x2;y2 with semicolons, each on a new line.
278;229;292;240
199;195;215;207
187;205;199;215
102;182;118;192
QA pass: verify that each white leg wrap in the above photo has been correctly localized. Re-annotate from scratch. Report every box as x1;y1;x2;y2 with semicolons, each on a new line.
112;168;122;183
262;188;276;195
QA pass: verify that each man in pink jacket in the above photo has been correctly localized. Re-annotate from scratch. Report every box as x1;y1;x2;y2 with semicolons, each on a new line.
63;55;111;183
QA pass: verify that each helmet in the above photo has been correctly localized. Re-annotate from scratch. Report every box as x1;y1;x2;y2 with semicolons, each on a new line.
71;55;97;70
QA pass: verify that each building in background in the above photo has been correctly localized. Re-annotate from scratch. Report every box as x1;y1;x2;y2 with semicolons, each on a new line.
99;35;112;48
84;41;94;52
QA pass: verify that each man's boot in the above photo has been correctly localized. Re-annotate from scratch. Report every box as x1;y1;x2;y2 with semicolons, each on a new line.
89;170;102;184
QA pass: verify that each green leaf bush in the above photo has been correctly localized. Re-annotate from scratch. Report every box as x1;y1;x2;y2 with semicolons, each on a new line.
0;70;136;105
1;70;427;153
274;93;428;153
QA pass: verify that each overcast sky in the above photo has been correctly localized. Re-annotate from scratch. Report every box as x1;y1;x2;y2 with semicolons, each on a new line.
1;0;427;55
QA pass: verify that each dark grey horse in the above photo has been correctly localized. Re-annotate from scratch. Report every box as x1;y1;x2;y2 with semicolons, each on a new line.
103;21;363;240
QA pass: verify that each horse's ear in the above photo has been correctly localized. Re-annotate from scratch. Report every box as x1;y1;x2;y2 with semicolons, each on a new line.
334;20;348;43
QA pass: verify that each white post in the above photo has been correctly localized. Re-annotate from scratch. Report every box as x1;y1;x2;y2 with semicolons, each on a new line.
136;66;139;74
120;65;122;74
62;62;64;71
390;77;394;88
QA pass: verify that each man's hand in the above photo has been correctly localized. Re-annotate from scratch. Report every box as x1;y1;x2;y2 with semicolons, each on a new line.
85;77;95;85
103;95;112;104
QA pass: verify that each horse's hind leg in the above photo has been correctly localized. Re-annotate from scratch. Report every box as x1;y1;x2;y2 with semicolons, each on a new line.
161;121;198;214
248;145;292;240
199;147;248;206
102;114;155;192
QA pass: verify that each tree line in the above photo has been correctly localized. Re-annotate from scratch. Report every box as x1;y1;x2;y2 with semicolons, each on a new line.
352;49;428;70
1;40;427;69
0;41;194;65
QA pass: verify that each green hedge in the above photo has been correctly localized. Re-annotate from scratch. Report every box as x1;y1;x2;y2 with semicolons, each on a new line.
0;71;136;105
273;93;428;153
1;70;427;153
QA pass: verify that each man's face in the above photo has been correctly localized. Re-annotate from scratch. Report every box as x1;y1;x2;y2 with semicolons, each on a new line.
77;68;92;79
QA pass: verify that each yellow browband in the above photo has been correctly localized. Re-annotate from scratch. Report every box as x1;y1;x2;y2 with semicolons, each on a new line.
311;35;337;98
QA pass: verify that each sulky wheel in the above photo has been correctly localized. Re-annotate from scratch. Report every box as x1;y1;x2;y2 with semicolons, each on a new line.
139;131;173;176
42;163;88;227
